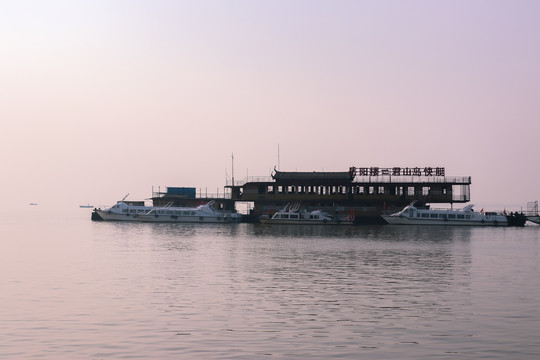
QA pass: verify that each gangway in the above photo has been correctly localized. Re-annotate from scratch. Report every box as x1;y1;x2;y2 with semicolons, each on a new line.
526;201;540;224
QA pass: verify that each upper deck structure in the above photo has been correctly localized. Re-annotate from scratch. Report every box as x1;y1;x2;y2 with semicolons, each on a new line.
226;166;471;223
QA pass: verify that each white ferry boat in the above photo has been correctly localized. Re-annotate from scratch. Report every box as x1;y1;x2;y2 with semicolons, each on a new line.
136;201;242;223
259;203;354;225
91;195;153;221
382;202;508;226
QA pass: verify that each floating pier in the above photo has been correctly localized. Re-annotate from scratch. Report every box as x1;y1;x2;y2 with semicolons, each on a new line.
149;166;531;226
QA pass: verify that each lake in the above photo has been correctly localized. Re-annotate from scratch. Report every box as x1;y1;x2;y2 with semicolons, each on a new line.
1;207;539;359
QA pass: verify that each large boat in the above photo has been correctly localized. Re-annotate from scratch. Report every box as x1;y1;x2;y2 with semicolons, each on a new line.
382;202;508;226
92;196;242;223
136;201;242;223
91;196;153;221
259;203;354;225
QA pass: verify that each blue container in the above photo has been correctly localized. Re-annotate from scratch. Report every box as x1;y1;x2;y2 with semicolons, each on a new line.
166;187;196;198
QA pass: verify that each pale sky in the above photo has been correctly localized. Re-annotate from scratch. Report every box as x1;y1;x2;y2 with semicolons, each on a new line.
1;0;539;210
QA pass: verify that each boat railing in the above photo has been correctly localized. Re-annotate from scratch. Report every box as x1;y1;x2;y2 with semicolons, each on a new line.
225;176;470;187
225;176;274;186
353;175;471;184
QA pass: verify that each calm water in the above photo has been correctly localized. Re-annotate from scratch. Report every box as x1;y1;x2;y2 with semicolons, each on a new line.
1;207;540;359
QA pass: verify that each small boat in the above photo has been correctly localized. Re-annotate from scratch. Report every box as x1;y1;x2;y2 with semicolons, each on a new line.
136;201;242;223
259;203;354;225
79;204;93;208
29;203;38;206
382;201;508;226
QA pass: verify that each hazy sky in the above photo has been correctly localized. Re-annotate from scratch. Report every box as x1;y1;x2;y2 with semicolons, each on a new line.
2;0;539;210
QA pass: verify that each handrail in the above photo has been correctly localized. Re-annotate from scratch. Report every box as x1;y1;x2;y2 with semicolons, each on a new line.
225;176;470;186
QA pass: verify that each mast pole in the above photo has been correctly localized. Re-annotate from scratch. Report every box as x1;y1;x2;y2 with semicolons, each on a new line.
232;153;235;186
278;144;280;170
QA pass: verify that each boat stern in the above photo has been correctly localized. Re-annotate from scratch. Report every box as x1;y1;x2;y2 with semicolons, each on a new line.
91;210;105;221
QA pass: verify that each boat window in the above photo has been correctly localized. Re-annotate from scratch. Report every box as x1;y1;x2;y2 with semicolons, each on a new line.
290;214;299;219
130;209;136;213
166;210;173;215
448;214;456;219
122;209;128;213
465;215;471;220
430;214;438;218
421;213;429;218
280;214;289;219
457;214;465;219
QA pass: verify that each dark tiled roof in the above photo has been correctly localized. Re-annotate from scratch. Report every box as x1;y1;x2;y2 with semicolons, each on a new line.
272;169;354;183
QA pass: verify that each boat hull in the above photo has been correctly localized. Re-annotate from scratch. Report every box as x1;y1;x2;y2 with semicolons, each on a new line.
92;210;141;221
382;215;507;226
259;219;353;225
137;214;241;223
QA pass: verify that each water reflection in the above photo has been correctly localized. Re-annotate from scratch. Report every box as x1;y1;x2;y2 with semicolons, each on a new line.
242;225;473;312
251;222;473;243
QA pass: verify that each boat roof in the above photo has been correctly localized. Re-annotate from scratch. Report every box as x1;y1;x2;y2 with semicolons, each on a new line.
404;201;476;212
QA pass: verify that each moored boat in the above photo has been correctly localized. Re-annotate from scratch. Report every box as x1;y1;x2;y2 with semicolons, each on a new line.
382;202;508;226
259;203;354;225
136;201;242;223
91;196;153;221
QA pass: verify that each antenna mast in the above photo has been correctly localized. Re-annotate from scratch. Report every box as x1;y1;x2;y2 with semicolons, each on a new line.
231;153;235;186
278;144;280;170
